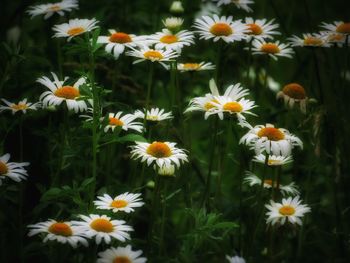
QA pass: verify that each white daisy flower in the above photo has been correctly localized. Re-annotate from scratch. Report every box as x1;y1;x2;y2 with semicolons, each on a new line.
0;153;29;185
27;219;88;248
134;108;173;122
244;18;280;41
155;163;176;177
265;196;311;226
27;0;78;20
130;141;188;168
193;15;248;43
320;21;350;35
97;30;148;59
177;62;215;72
215;0;254;12
170;1;184;14
319;31;347;47
73;214;133;244
162;17;184;32
147;29;195;53
251;40;294;60
94;193;144;213
0;98;40;114
126;46;179;69
239;123;303;156
97;245;147;263
244;171;300;196
288;33;329;47
253;154;293;166
277;83;309;113
226;255;246;263
38;72;89;113
52;18;99;41
103;112;143;133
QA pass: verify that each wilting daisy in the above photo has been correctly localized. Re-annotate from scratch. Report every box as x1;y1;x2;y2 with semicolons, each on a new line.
27;219;88;248
134;108;173;122
288;33;329;48
251;40;294;60
244;18;280;41
265;196;311;226
177;62;215;72
103;112;143;133
98;245;147;263
0;153;29;185
320;21;350;35
253;154;293;166
38;72;89;113
226;255;246;263
73;214;133;244
97;30;148;59
215;0;254;13
239;123;303;155
130;141;188;168
277;83;309;113
27;0;78;20
126;46;179;69
244;171;300;196
148;29;195;53
94;193;144;213
0;98;40;114
193;15;248;43
162;17;184;32
53;18;99;41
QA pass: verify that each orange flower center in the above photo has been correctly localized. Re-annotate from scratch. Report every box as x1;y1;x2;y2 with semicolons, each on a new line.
143;50;164;60
160;34;178;44
48;5;61;11
336;22;350;34
90;218;114;233
282;83;306;100
54;86;80;100
303;37;323;46
182;63;201;70
48;222;73;237
11;103;28;111
327;33;345;42
247;23;263;35
110;200;128;208
210;23;233;36
204;99;218;111
223;102;243;113
0;161;8;175
257;127;285;141
113;257;131;263
261;43;280;54
146;142;172;158
109;117;124;127
67;27;85;36
109;32;132;43
279;205;296;216
264;179;273;186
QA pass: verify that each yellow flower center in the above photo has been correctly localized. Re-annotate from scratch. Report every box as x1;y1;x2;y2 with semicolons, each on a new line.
282;83;306;100
279;205;296;216
67;27;85;36
48;5;61;11
113;257;131;263
247;23;263;35
146;115;159;121
267;159;281;166
182;63;201;70
90;218;114;233
204;99;218;111
54;86;80;100
210;23;233;36
223;102;243;113
109;32;132;43
110;200;128;208
143;50;164;60
146;142;172;158
160;35;178;44
261;43;280;54
303;36;323;46
264;179;274;186
11;103;28;111
0;161;8;175
336;22;350;34
48;222;73;237
327;33;345;42
257;127;285;141
109;117;124;127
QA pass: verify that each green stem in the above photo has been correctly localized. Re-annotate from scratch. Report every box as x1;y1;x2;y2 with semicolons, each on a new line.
143;62;154;131
246;39;253;85
215;41;223;85
159;178;168;256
